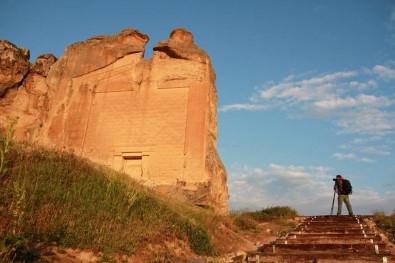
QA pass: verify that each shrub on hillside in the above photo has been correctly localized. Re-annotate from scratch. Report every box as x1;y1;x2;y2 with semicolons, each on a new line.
232;214;258;231
248;206;298;221
373;210;395;244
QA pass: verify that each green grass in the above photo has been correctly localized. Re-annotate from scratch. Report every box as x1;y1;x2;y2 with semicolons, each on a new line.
230;206;298;233
0;142;216;261
231;212;258;231
0;122;301;262
246;206;299;222
373;210;395;244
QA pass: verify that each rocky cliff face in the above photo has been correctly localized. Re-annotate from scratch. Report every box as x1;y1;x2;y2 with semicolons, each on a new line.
0;28;229;214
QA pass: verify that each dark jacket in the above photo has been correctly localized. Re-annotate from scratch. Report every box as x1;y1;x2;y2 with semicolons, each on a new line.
335;179;347;195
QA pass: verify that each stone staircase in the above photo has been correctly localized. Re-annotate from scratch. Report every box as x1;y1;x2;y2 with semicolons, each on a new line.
232;215;395;263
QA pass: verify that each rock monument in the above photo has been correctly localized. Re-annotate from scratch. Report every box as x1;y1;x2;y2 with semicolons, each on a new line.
0;28;229;214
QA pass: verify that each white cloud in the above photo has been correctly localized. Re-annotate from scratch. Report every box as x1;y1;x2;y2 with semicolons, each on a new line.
338;140;391;160
352;136;382;144
359;146;391;156
335;108;395;137
219;103;268;112
228;163;335;214
227;162;395;215
331;152;375;163
258;71;356;103
299;71;357;87
314;94;393;110
219;67;395;166
219;9;395;215
332;153;356;160
372;65;395;79
220;67;393;118
349;80;378;90
258;69;394;138
351;188;395;215
268;163;310;178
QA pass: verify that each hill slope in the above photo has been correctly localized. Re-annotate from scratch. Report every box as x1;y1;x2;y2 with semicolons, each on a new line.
0;142;301;262
0;143;228;261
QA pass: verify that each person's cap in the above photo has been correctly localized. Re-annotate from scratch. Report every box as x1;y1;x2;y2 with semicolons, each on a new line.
336;175;342;178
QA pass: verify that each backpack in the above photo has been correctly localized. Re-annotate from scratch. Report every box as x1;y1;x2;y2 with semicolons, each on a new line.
342;179;352;195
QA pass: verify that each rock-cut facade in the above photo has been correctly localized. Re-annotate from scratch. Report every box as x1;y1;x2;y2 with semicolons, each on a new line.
0;28;229;214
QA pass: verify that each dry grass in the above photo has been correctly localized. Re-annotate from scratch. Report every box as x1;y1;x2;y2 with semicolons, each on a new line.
373;210;395;244
0;122;300;262
0;141;217;261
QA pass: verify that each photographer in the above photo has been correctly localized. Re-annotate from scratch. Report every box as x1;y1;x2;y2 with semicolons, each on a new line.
333;175;354;216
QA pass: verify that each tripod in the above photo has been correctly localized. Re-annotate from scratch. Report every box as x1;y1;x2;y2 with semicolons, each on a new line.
330;190;336;215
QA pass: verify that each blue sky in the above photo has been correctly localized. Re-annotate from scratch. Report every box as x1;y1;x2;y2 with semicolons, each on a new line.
1;0;394;215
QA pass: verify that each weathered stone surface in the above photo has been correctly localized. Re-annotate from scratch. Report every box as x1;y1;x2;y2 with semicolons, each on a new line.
154;28;208;63
31;54;57;76
0;28;229;214
0;40;30;96
249;216;395;263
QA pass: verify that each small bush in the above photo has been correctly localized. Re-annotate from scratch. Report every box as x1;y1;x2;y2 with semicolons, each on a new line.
248;206;298;222
373;210;395;244
233;214;258;231
170;217;215;256
183;221;214;255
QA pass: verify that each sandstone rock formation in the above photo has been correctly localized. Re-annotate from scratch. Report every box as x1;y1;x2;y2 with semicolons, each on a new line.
0;40;30;96
0;28;229;214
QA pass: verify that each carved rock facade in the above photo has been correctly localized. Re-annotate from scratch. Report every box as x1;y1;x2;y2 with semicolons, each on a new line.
0;28;229;214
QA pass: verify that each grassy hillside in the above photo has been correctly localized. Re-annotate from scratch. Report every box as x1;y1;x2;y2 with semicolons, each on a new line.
0;120;300;262
0;139;223;261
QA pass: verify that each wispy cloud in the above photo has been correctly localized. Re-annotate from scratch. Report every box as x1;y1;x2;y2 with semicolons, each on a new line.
219;103;268;112
359;146;391;156
372;65;395;80
335;108;395;137
220;66;395;138
220;66;395;165
314;94;393;110
331;153;375;163
258;71;357;101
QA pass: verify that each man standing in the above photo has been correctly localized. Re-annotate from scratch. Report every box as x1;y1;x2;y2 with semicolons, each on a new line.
334;175;354;216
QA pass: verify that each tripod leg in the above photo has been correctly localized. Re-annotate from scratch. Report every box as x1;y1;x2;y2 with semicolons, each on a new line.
330;190;336;215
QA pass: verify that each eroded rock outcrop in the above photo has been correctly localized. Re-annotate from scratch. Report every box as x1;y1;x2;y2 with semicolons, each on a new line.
0;28;229;214
0;40;30;96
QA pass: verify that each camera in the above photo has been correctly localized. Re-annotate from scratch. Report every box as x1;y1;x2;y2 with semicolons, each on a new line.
332;178;337;181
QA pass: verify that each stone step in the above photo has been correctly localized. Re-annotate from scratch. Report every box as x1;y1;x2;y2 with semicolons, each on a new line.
303;217;365;220
233;216;395;263
297;220;370;225
275;238;382;244
236;252;395;263
261;243;389;254
294;227;373;232
291;229;375;234
297;221;370;226
297;222;369;228
288;233;378;239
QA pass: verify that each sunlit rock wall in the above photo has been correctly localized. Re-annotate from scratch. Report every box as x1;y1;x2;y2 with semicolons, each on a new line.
0;28;229;214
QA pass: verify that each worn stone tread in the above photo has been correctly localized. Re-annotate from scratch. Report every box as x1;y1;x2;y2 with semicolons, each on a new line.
237;215;395;263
